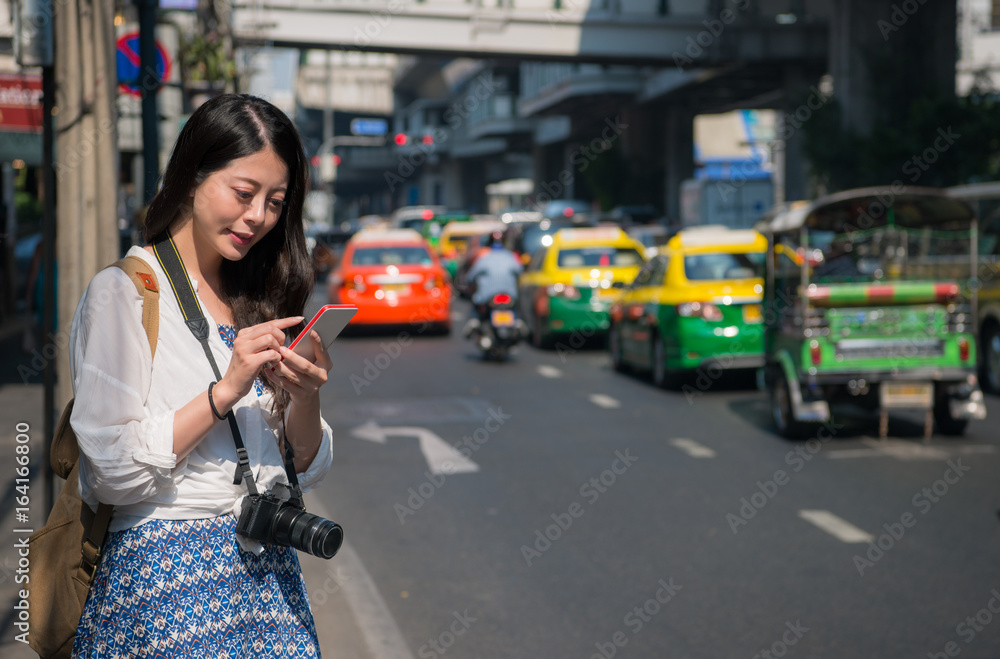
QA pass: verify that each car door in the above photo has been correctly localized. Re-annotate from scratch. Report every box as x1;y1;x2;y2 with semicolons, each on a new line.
518;247;549;329
621;256;665;363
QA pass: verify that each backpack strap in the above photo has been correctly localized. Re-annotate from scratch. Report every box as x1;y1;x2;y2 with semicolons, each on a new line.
50;256;161;478
113;255;160;360
74;255;161;579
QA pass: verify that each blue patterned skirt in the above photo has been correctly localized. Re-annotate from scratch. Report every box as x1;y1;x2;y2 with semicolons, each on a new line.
72;515;320;658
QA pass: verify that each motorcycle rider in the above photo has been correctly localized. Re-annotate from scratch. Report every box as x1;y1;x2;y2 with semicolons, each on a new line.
464;231;524;338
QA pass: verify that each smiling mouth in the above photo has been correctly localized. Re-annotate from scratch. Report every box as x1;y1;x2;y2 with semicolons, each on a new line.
229;230;254;245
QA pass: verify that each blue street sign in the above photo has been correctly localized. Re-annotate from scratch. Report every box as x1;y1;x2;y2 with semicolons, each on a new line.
350;118;388;137
116;32;171;97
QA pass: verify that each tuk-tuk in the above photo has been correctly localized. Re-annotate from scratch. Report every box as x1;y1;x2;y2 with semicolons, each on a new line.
759;187;986;438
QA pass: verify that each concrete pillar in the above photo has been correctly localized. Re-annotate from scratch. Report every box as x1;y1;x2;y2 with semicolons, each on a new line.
830;0;956;137
775;66;815;203
663;103;694;224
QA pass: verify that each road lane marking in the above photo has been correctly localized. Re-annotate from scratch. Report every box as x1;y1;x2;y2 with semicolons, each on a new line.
306;499;416;659
669;438;716;458
537;365;563;378
798;510;874;544
825;440;996;461
352;421;480;475
860;439;948;460
958;445;997;455
589;394;621;409
825;449;882;459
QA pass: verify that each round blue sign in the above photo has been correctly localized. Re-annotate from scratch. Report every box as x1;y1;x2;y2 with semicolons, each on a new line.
116;32;171;97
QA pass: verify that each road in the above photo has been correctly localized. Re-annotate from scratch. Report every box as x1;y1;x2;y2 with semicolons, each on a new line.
301;298;1000;659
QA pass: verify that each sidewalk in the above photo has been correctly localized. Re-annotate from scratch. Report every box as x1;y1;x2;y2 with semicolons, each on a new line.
0;313;375;659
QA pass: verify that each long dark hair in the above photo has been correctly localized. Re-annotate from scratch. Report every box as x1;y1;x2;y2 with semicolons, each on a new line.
145;94;312;408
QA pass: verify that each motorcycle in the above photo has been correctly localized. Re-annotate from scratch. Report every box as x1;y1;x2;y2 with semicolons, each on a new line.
466;293;528;361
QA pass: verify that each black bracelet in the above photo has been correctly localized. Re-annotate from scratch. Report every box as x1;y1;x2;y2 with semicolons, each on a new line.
207;381;227;420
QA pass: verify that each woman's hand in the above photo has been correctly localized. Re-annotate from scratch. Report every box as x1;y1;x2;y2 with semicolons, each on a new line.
264;329;333;403
213;316;303;411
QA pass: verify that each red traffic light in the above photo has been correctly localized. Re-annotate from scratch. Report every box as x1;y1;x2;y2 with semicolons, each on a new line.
421;209;434;220
394;133;408;146
312;154;341;167
422;134;434;145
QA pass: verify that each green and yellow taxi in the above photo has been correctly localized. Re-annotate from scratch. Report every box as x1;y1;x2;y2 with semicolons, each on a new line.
421;212;471;251
518;226;646;348
608;226;767;386
437;219;505;280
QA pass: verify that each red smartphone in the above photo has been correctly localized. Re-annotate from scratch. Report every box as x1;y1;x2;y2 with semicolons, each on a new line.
288;304;358;359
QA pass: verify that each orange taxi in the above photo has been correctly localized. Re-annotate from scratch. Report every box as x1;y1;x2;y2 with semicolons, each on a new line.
327;228;452;333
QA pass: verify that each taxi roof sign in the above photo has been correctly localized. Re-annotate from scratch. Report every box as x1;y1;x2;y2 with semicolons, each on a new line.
677;226;763;248
352;228;424;243
553;227;627;244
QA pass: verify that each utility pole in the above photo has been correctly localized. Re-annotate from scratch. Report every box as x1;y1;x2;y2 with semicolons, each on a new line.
321;50;337;225
139;0;160;203
15;0;56;514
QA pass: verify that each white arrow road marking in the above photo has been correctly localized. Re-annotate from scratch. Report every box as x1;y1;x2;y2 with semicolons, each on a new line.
352;421;480;475
669;438;716;458
589;394;621;409
798;510;874;544
537;365;563;379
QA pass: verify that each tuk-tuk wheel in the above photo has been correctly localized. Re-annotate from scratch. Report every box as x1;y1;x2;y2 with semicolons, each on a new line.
771;370;811;439
933;392;969;437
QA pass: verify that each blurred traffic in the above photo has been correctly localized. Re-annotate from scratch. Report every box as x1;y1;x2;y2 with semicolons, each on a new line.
305;179;1000;442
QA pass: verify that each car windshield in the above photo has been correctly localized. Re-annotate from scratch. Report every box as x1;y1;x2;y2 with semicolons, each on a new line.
556;247;644;268
806;227;974;283
522;223;574;254
684;252;764;280
544;201;591;218
631;231;671;248
397;218;427;231
350;246;433;266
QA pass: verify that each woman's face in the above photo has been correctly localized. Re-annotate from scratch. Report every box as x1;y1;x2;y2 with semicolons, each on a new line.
189;147;290;262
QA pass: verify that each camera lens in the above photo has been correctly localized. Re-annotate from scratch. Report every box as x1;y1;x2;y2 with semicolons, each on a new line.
272;507;344;559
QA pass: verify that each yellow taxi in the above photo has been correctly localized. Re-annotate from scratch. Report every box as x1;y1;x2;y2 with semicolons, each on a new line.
437;219;506;280
608;225;767;387
518;226;646;348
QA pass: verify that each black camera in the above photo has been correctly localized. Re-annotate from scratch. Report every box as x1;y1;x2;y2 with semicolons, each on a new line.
235;483;344;559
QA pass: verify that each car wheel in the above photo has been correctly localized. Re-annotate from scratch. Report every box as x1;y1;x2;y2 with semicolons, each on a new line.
532;315;551;350
650;334;676;389
934;389;969;437
771;369;809;439
609;324;627;372
982;323;1000;394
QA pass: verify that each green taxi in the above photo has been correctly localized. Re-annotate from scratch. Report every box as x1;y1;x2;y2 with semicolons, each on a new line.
518;227;646;348
608;226;767;386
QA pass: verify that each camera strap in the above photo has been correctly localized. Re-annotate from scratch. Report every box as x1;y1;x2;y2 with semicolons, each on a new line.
280;421;304;506
152;233;259;496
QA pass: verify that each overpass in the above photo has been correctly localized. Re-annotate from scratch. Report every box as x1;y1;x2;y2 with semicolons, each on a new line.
231;0;956;218
231;0;829;65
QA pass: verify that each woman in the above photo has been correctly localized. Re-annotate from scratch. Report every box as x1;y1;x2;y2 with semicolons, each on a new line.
69;94;333;657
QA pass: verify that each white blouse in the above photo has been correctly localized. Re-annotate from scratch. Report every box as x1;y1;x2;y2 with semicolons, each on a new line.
69;246;334;533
